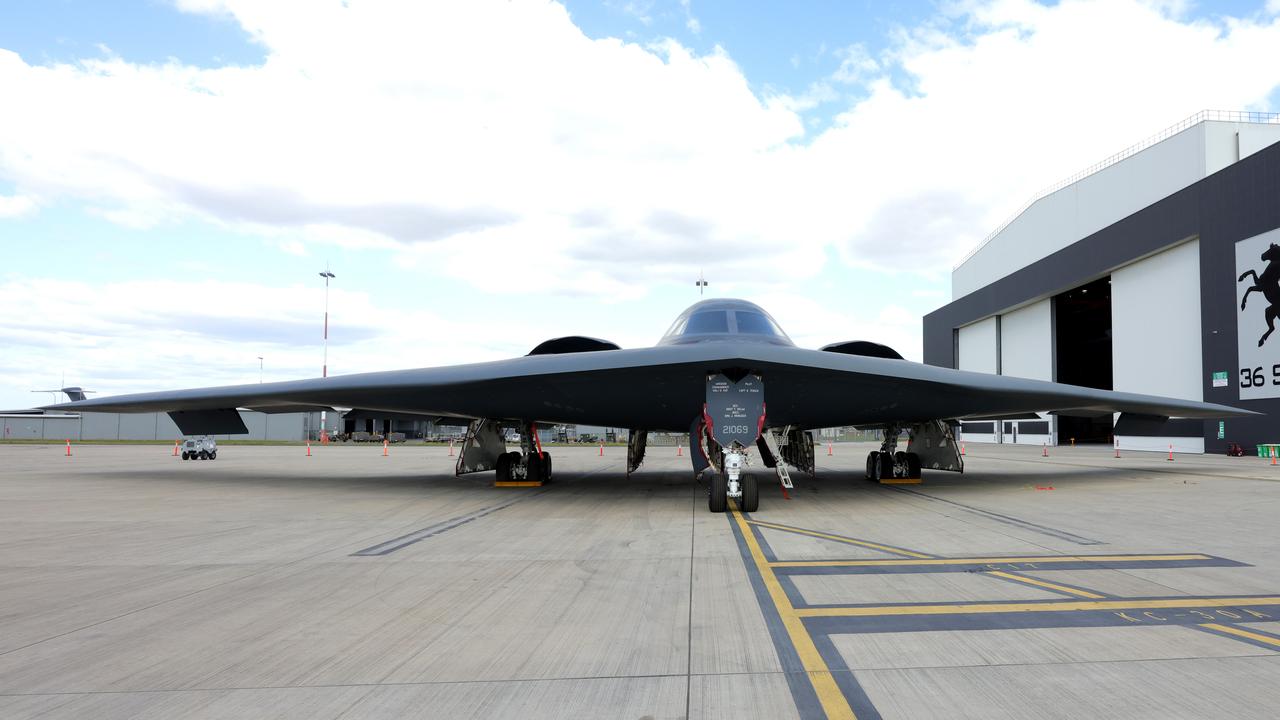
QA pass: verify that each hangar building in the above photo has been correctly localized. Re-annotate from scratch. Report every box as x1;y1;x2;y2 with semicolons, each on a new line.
924;110;1280;454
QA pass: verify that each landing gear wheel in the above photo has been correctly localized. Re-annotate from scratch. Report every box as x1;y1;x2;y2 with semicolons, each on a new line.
708;470;728;513
539;452;552;483
526;453;543;484
495;453;511;482
865;451;878;480
906;452;921;478
739;473;759;512
877;451;896;479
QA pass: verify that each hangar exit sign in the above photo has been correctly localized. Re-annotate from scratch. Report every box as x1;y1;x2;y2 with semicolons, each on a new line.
1212;371;1229;388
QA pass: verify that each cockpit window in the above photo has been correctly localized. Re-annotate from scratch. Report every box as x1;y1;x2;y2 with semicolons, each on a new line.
733;311;783;336
684;310;729;334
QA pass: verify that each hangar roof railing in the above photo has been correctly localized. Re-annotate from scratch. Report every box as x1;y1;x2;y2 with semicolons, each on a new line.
954;109;1280;270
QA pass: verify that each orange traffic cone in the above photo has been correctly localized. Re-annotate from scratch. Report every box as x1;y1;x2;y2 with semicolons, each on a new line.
65;439;71;457
1271;447;1276;466
172;440;179;457
1167;444;1174;462
306;441;312;457
1042;443;1048;457
827;442;833;456
383;439;389;457
598;443;604;457
960;442;965;456
448;439;454;457
676;443;682;457
1114;441;1121;458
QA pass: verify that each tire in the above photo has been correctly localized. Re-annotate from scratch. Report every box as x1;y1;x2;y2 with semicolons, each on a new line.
877;451;896;479
210;451;217;460
906;452;921;478
181;451;189;460
495;453;510;482
739;473;759;512
865;452;877;480
540;452;552;482
709;470;728;513
199;450;208;460
526;453;543;484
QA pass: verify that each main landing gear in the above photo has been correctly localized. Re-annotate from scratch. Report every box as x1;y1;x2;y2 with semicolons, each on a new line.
495;447;551;484
454;419;551;486
865;424;921;482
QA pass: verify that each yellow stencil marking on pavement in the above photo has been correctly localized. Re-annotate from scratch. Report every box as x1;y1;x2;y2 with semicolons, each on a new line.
984;570;1107;599
732;507;858;720
795;597;1280;618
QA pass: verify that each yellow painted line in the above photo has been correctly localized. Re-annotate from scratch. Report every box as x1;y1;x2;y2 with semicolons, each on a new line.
772;553;1212;568
795;597;1280;618
1199;623;1280;648
984;570;1106;599
732;506;858;720
494;481;543;487
747;520;932;559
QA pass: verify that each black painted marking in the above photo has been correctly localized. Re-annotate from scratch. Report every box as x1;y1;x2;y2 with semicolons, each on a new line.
352;490;547;556
772;556;1246;576
884;486;1105;545
725;512;827;719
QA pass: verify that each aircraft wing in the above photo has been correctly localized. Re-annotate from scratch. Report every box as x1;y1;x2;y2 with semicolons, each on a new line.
44;343;1252;431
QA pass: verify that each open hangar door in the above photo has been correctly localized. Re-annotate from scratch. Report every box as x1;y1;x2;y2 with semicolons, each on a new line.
1054;276;1115;443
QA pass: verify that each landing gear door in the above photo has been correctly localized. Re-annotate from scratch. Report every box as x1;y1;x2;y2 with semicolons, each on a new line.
705;373;765;449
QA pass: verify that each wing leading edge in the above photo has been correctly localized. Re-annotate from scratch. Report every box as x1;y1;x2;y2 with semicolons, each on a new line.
45;343;1252;431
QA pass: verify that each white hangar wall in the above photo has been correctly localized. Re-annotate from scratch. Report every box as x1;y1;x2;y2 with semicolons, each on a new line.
957;316;999;374
956;300;1055;446
957;317;1000;443
1111;239;1204;453
954;118;1280;300
998;300;1054;447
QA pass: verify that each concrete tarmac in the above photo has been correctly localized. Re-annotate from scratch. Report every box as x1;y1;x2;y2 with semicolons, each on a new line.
2;441;1280;719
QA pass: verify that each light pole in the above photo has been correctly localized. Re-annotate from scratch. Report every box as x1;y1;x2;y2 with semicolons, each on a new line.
318;267;336;443
257;356;263;384
319;268;336;377
695;270;708;296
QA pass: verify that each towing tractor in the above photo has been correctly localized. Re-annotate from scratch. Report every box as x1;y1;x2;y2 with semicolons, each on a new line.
180;436;218;460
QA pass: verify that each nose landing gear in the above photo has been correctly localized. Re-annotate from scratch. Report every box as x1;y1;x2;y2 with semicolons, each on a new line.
708;446;758;513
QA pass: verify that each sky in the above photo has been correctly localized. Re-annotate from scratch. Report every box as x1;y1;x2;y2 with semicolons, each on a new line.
2;0;1280;409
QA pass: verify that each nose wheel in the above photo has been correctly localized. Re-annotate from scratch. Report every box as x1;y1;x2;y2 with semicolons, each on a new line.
706;458;752;509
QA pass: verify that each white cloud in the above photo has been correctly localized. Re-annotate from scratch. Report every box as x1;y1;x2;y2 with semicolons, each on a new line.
0;276;591;406
0;193;37;218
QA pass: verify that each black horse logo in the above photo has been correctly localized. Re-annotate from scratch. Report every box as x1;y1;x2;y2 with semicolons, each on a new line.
1239;242;1280;347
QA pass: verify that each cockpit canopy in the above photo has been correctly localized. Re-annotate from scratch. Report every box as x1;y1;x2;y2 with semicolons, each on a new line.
658;299;793;346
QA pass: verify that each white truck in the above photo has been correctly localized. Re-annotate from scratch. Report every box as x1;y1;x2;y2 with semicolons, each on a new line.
180;436;218;460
